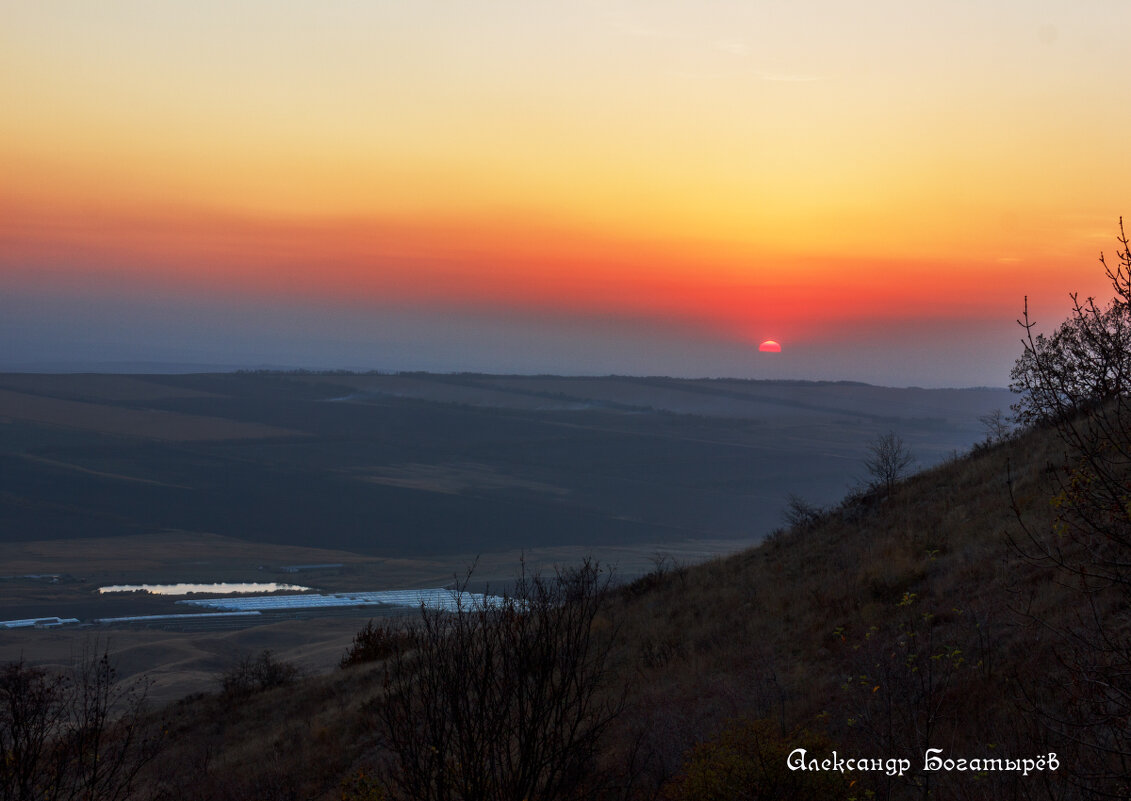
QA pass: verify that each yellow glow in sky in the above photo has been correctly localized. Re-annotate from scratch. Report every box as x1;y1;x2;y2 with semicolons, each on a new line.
2;1;1130;383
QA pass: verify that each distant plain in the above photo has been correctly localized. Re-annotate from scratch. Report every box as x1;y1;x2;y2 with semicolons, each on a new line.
0;371;1012;701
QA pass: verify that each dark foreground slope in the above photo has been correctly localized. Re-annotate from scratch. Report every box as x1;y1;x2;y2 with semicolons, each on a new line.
130;421;1101;801
0;372;1008;556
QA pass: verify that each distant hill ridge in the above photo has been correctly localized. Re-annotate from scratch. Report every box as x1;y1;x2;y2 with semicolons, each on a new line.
0;372;1011;553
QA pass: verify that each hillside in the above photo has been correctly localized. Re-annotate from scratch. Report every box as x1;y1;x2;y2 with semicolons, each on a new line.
119;419;1103;801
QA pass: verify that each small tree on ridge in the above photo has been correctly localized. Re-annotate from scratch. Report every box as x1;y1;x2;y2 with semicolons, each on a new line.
863;431;915;495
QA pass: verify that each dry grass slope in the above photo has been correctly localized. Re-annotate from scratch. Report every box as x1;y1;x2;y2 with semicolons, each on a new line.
117;420;1100;800
611;426;1070;797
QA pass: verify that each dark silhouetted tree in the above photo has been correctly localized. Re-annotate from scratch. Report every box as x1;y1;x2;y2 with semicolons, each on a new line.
978;408;1014;445
863;431;915;495
1009;217;1131;795
782;493;822;529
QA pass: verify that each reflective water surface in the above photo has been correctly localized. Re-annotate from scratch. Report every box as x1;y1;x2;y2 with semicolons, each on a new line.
98;582;311;595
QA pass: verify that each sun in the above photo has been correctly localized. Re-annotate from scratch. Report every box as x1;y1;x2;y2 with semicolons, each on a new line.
758;340;782;353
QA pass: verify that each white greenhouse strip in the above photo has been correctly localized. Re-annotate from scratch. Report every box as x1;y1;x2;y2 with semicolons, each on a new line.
0;616;80;629
93;611;263;624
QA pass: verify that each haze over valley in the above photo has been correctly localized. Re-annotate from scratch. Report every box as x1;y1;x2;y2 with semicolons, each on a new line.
0;371;1010;556
0;370;1010;698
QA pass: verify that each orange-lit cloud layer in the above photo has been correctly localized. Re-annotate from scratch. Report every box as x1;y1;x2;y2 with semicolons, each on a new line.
3;2;1130;384
0;198;1053;345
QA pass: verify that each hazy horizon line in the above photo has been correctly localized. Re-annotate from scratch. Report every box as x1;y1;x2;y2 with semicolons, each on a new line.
0;361;1010;392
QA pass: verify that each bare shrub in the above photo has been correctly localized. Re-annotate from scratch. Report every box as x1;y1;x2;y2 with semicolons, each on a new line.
220;650;299;698
837;594;972;799
782;493;822;530
978;408;1014;445
0;646;160;801
374;559;623;801
340;620;414;669
862;431;915;496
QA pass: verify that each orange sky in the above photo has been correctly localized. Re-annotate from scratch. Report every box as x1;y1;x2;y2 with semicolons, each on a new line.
3;2;1129;384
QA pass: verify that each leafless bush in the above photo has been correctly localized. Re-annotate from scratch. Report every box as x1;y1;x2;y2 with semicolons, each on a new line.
373;559;623;801
978;408;1014;445
0;646;160;801
862;431;915;495
220;650;299;698
340;620;414;669
782;493;822;529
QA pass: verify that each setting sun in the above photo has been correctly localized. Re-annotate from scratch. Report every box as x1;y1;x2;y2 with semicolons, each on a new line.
759;340;782;353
